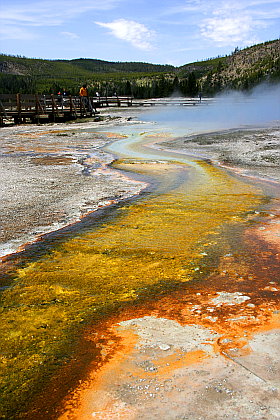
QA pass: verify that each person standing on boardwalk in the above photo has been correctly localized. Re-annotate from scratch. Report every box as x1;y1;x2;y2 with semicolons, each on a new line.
79;84;88;98
79;83;94;114
79;84;89;110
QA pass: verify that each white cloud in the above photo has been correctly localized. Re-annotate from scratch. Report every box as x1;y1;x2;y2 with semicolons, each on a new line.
61;31;80;39
200;16;262;45
95;19;155;50
164;0;280;34
195;0;279;46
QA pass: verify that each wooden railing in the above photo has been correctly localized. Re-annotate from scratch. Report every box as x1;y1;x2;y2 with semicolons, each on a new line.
0;94;133;125
0;94;209;125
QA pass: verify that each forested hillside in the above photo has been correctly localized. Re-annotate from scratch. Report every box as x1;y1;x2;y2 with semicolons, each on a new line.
199;40;280;93
69;58;175;73
0;39;279;97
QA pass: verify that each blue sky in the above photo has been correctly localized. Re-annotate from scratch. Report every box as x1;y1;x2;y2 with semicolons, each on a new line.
0;0;279;66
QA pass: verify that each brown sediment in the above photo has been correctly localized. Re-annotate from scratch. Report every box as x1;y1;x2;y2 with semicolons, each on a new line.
142;133;173;139
149;350;209;376
101;132;128;138
16;129;69;137
253;216;280;251
31;156;74;165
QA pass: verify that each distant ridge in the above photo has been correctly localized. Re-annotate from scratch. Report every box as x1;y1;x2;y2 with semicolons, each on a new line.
69;58;175;73
0;55;175;76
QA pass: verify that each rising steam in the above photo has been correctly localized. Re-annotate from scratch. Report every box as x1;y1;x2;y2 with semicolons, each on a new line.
140;83;280;133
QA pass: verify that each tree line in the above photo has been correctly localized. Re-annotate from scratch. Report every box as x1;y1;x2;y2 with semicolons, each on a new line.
0;73;200;98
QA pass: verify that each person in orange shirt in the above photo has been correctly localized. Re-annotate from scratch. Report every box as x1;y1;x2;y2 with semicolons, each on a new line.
79;84;91;112
79;84;88;97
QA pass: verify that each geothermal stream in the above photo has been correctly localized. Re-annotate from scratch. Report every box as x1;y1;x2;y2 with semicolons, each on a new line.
55;122;279;420
1;92;280;419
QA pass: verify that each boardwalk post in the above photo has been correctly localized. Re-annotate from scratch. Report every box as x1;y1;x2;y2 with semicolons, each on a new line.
16;93;22;124
51;94;59;121
35;94;40;123
69;95;73;113
35;94;39;116
51;94;55;120
69;95;77;119
35;94;45;122
35;93;47;123
0;100;5;126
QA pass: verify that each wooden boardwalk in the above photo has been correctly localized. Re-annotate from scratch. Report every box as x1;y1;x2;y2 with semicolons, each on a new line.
0;94;133;125
0;94;209;125
133;98;206;106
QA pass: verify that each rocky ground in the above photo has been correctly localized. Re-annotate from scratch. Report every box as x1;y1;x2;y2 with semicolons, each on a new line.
0;114;145;258
160;125;280;183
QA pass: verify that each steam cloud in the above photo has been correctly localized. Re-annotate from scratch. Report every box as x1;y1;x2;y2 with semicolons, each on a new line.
140;83;280;133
